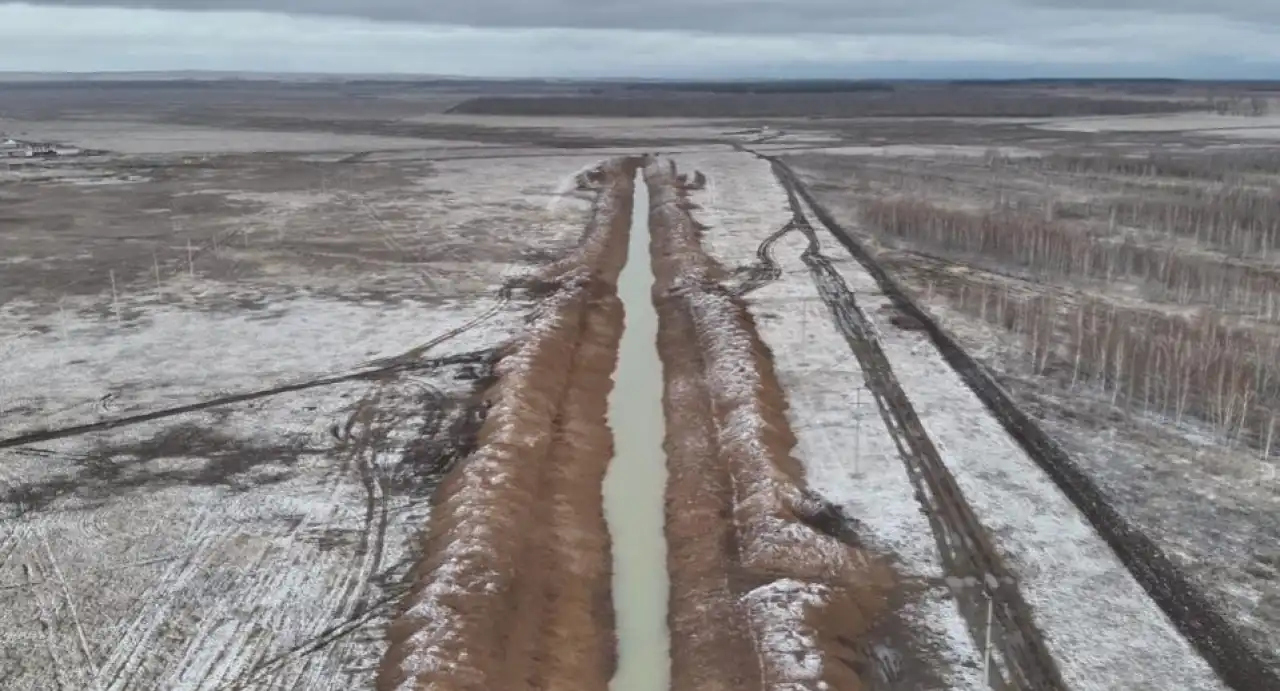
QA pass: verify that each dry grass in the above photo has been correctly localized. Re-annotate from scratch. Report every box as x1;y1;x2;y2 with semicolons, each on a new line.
527;277;627;689
647;158;893;690
1030;151;1280;183
377;158;637;691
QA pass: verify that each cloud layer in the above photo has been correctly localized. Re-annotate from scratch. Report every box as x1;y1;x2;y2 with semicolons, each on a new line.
0;2;1278;76
21;0;1280;34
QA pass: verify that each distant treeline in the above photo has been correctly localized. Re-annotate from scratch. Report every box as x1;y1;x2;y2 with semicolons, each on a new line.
616;80;896;94
447;92;1202;118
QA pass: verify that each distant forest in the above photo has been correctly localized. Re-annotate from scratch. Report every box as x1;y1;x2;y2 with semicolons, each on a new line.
616;80;896;94
448;91;1204;119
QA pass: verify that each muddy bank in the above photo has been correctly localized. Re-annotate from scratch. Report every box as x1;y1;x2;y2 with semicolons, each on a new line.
646;158;894;690
378;158;637;691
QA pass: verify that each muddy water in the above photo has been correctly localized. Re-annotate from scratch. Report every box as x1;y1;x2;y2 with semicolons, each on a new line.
603;169;670;689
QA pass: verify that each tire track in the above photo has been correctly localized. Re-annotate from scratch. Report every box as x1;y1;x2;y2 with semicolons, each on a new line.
764;157;1068;690
28;556;70;691
39;529;100;688
730;221;792;296
226;377;465;690
100;513;223;690
681;167;789;297
0;349;493;451
761;150;1280;691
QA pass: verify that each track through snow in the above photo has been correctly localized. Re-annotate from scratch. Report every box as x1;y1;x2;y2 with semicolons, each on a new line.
683;150;983;688
685;149;1229;691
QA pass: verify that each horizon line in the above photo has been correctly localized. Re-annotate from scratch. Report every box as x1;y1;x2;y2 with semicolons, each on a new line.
2;70;1280;84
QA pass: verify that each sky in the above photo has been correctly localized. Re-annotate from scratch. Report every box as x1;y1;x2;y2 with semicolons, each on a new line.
0;1;1278;78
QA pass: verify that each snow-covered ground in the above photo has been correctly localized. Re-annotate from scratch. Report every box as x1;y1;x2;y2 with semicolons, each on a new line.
681;147;1227;689
0;293;512;435
0;292;518;690
1031;113;1280;139
0;118;489;154
0;151;603;690
809;144;1040;159
686;150;983;687
789;189;1227;691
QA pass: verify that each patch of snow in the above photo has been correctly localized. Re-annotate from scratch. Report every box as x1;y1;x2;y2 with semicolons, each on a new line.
687;151;983;687
814;144;1040;159
0;119;485;155
0;293;516;437
1032;113;1280;137
803;194;1227;691
743;579;831;689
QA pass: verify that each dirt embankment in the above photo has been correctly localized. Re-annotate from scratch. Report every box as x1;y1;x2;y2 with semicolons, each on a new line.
646;158;894;690
377;157;638;691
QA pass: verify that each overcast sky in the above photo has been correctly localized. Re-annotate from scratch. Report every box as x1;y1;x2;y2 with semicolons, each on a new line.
1;1;1278;77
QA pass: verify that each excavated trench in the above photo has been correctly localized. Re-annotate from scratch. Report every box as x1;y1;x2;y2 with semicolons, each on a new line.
380;156;903;691
378;158;638;691
602;166;671;691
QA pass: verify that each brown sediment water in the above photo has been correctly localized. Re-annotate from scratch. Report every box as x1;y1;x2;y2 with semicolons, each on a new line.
601;166;672;691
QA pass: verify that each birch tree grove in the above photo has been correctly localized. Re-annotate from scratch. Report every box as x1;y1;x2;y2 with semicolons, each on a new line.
917;271;1280;453
862;198;1280;321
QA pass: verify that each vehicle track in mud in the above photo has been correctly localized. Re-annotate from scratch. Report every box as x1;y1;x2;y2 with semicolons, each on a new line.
755;149;1280;691
729;221;792;296
230;377;494;690
2;204;585;455
760;158;1068;690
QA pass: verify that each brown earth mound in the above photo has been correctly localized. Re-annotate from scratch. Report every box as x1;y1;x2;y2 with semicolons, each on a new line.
647;158;895;691
377;158;638;691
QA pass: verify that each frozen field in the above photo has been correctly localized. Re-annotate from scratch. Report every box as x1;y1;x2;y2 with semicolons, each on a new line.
3;80;1275;690
686;149;1234;690
0;120;601;689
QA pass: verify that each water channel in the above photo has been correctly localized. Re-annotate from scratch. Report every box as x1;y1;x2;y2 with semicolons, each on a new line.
602;168;670;690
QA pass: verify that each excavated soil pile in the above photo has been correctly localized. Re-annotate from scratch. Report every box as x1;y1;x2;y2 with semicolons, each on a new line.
645;158;895;691
378;158;639;691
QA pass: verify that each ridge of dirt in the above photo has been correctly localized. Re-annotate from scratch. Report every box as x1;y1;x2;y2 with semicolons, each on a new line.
647;157;895;690
376;158;638;691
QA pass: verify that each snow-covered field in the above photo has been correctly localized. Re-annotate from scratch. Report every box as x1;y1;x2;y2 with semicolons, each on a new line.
810;144;1040;159
0;118;490;155
686;150;982;686
1031;113;1280;139
685;148;1227;689
789;191;1227;691
0;146;601;690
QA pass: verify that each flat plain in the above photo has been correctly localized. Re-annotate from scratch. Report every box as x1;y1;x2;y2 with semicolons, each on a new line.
1;78;1277;690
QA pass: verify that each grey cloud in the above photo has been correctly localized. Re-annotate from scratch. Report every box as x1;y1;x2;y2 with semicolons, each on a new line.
5;2;1279;75
1023;0;1278;22
29;0;1275;35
